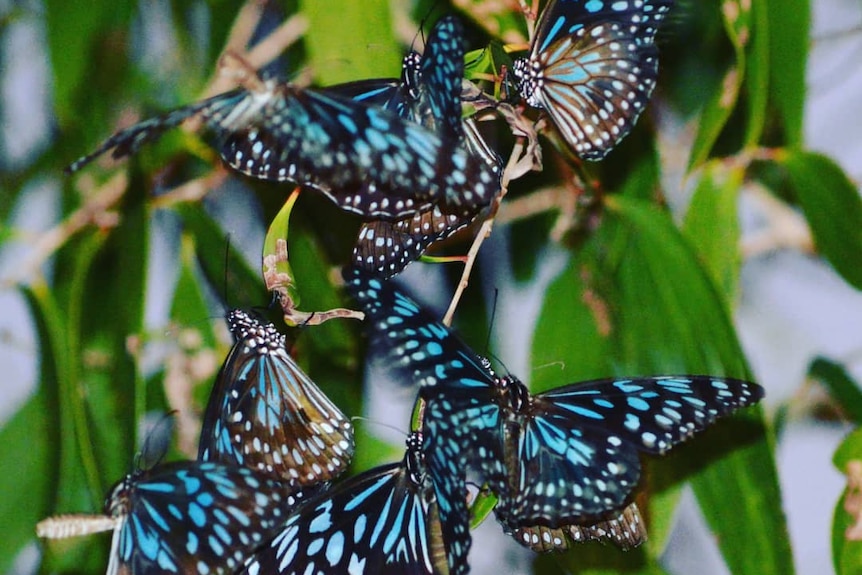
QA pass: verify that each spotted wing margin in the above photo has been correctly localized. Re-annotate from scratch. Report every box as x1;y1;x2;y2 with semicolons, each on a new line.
65;89;246;174
218;87;499;219
114;462;301;575
511;501;646;552
241;462;448;575
353;205;474;278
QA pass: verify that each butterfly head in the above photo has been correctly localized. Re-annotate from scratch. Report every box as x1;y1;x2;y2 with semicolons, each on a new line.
227;309;285;353
104;474;136;518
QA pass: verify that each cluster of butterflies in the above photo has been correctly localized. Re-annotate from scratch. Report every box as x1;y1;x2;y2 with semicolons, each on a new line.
38;1;767;574
64;0;672;279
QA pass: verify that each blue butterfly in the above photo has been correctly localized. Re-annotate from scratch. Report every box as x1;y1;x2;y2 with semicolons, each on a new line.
104;461;306;575
198;309;354;485
240;432;470;575
344;267;763;544
512;0;673;159
333;15;503;277
66;59;499;221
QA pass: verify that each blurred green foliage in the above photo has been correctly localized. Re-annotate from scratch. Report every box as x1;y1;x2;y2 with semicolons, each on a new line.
1;0;859;574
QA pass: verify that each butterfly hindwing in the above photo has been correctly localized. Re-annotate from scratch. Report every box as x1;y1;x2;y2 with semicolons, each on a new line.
198;310;354;485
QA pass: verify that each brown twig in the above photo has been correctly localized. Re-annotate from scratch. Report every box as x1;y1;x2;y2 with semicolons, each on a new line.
443;138;527;326
2;172;128;288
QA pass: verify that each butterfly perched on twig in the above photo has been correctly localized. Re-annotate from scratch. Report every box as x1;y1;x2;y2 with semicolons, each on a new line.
344;267;763;548
198;309;354;485
512;0;673;159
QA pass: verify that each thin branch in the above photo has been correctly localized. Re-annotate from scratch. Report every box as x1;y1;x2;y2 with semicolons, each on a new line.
443;138;527;325
741;184;814;258
2;173;127;288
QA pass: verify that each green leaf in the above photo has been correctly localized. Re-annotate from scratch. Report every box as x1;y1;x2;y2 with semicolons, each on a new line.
299;0;401;84
174;204;268;307
744;0;769;147
833;428;862;471
780;150;862;290
45;0;133;123
687;0;750;169
832;428;862;575
682;161;743;300
0;372;52;572
810;358;862;424
766;0;809;146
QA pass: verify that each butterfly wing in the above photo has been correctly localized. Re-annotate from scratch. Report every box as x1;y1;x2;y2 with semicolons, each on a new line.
217;85;498;219
513;502;646;552
109;462;302;575
242;434;461;575
501;375;763;527
198;310;354;485
65;90;247;174
514;0;673;159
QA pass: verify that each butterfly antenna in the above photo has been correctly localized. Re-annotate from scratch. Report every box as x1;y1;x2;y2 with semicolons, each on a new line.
222;234;234;314
350;416;409;440
483;287;499;357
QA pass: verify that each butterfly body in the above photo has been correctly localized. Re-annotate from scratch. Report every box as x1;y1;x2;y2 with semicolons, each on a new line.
198;310;354;485
512;0;673;159
104;461;303;575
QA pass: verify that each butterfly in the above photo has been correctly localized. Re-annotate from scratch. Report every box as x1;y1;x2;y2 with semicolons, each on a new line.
512;0;673;159
198;309;354;485
66;58;499;221
240;432;470;575
344;267;763;539
103;461;306;575
332;15;503;277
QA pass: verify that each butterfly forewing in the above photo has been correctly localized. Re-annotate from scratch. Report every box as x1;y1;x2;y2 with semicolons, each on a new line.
514;0;673;159
67;73;498;221
198;310;354;485
107;461;302;575
241;433;467;575
64;90;247;174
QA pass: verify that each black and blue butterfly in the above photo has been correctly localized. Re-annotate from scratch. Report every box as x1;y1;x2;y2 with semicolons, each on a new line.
103;461;305;575
198;309;354;485
332;15;503;277
512;0;673;159
66;55;499;221
344;267;763;547
240;432;470;575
